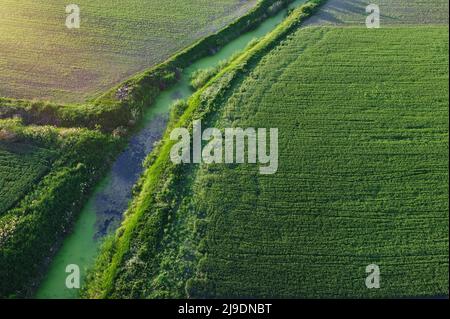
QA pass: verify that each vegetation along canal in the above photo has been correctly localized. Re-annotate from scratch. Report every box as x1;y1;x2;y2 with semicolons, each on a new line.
36;0;307;299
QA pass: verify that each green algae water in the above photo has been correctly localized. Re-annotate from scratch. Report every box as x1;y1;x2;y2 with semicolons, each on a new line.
36;0;306;299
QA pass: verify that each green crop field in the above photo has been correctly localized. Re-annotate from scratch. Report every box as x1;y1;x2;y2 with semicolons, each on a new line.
87;1;449;299
0;141;56;216
0;0;257;103
182;26;449;298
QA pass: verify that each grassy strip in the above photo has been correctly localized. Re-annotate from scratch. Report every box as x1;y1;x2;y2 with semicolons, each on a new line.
83;0;326;298
0;0;293;133
0;98;132;133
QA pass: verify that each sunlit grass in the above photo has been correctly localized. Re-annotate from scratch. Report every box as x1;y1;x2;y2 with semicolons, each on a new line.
0;0;257;103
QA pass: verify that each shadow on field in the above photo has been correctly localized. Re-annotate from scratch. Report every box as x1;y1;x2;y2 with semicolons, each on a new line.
303;0;367;26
